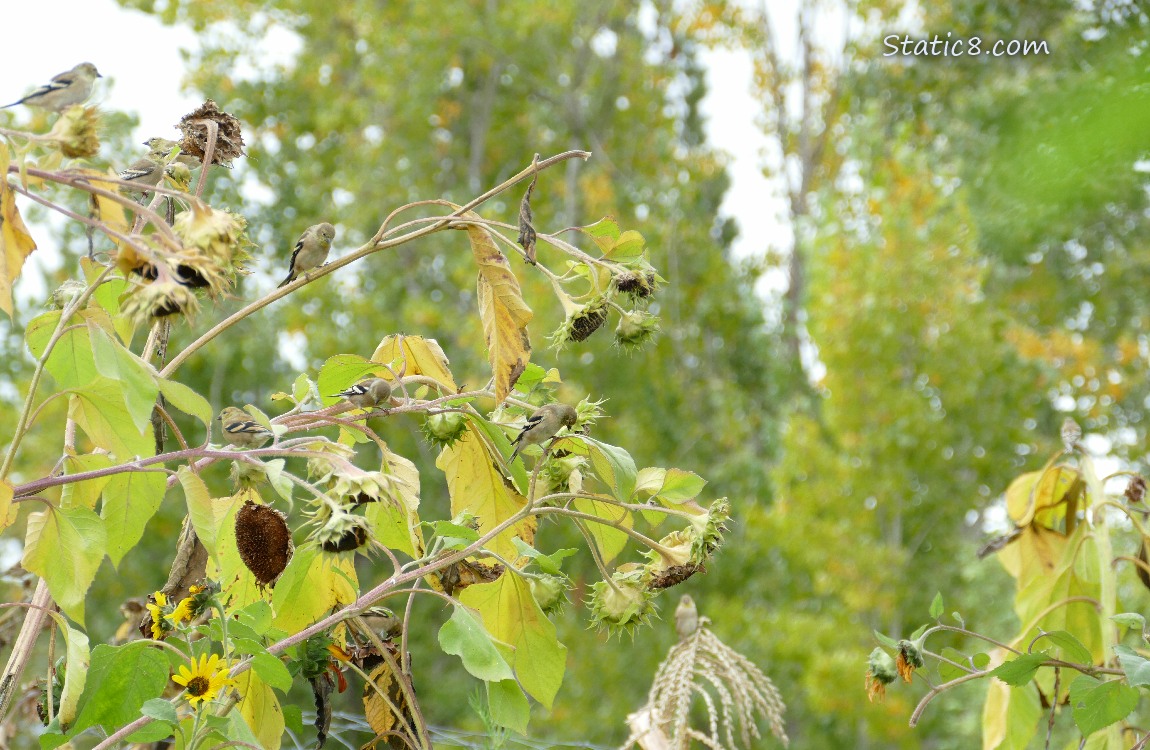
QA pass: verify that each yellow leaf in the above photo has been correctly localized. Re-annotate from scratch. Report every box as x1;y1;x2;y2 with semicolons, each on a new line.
364;449;426;559
436;423;535;560
209;491;265;611
460;213;532;402
1004;467;1081;529
371;334;458;391
0;480;14;532
981;653;1042;750
459;574;567;709
362;657;413;742
82;169;129;241
235;671;284;750
0;164;38;318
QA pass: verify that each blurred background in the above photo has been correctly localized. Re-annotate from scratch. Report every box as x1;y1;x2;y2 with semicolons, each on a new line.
2;0;1149;747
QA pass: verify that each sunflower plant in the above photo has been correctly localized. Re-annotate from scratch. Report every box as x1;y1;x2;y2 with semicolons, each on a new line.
0;90;738;749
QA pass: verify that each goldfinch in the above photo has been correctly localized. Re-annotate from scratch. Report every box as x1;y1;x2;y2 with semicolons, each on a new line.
278;222;336;288
333;378;392;409
218;406;273;448
675;594;699;641
509;403;578;461
2;63;101;112
143;137;202;168
118;154;167;192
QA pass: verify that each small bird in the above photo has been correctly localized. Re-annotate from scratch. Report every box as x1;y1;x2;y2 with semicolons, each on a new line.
1060;417;1082;452
143;137;202;168
2;63;102;112
333;377;392;409
278;223;336;288
509;403;578;462
675;594;699;641
118;154;167;192
218;406;273;448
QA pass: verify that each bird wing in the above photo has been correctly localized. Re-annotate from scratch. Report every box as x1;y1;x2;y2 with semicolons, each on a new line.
277;238;306;287
119;163;157;181
49;69;77;87
511;413;543;445
287;238;305;271
224;420;268;436
335;383;369;398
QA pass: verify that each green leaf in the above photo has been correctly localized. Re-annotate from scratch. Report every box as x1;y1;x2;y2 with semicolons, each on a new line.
583;216;621;252
69;377;154;458
236;600;273;636
27;310;98;388
89;324;157;432
427;519;480;549
157;377;213;427
100;469;166;567
604;229;646;263
937;647;969;681
252;651;294;693
257;459;293;504
488;678;530;734
929;592;944;619
317;353;379;405
1112;613;1146;630
1114;645;1150;687
510;538;576;575
59;453;114;511
70;642;169;736
90;275;133;343
873;631;899;649
178;467;223;561
554;435;636;502
634;467;707;505
43;613;89;731
1070;676;1139;736
989;652;1049;687
283;704;304;735
139;697;178;725
438;605;515;682
23;505;106;623
1036;630;1092;664
572;496;631;563
125;720;174;744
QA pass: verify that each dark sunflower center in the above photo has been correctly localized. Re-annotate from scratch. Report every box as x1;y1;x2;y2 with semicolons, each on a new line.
186;676;210;696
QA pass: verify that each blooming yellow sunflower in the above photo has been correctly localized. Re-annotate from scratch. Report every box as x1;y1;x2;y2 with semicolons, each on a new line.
167;595;195;627
145;592;170;640
172;654;235;708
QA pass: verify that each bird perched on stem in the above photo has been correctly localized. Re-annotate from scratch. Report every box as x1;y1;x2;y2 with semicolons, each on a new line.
218;407;273;448
2;63;102;111
143;137;202;169
333;378;392;409
675;595;699;641
278;223;336;288
509;403;578;462
118;153;167;193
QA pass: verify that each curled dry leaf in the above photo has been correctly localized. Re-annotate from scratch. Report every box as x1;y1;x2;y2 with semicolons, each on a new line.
517;155;539;264
177;99;245;166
